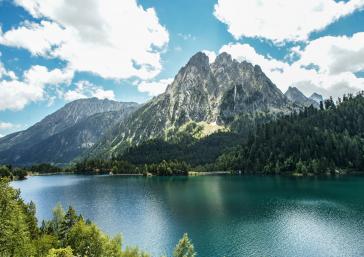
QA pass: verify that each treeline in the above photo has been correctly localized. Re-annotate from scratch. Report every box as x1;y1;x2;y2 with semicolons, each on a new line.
0;178;197;257
0;163;68;180
215;93;364;174
72;159;190;176
0;165;28;180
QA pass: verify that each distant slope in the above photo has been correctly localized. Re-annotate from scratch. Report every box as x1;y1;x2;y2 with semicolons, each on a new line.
309;93;324;104
89;52;296;158
0;98;139;165
285;86;319;108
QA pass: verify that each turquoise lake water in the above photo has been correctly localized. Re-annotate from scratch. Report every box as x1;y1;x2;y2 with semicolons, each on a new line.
11;175;364;257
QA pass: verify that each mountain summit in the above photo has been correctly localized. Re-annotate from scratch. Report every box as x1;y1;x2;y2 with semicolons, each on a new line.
90;52;295;157
285;86;319;108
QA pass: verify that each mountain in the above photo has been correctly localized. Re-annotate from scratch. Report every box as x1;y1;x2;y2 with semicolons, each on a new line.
89;52;295;157
309;93;324;104
0;98;139;165
285;86;319;108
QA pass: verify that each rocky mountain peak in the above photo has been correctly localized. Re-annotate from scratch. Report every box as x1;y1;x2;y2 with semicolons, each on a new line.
309;93;324;103
285;86;319;108
285;86;306;100
214;52;233;66
185;52;210;70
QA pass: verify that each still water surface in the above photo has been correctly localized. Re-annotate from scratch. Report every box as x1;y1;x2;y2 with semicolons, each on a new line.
12;175;364;257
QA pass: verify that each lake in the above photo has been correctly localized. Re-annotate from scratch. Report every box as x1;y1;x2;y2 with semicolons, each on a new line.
11;175;364;257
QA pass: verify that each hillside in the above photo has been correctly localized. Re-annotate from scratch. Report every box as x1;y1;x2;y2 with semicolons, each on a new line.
215;93;364;174
0;98;139;165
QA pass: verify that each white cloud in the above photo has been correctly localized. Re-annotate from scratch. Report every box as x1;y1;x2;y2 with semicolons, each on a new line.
0;63;73;111
0;122;16;129
296;32;364;75
24;65;74;87
0;20;65;56
214;0;364;43
0;79;44;110
202;50;217;63
218;33;364;98
0;134;3;138
0;122;23;137
137;78;173;96
0;61;17;80
1;0;169;80
63;80;115;101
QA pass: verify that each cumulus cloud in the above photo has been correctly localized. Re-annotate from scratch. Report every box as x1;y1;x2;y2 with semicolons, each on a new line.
1;0;169;80
0;63;73;111
218;32;364;98
0;20;65;56
63;80;115;101
0;61;17;80
0;80;44;111
296;32;364;75
214;0;364;43
24;65;74;87
137;78;173;96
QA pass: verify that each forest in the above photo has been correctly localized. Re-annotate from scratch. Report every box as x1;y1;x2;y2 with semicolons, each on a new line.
214;93;364;174
0;178;197;257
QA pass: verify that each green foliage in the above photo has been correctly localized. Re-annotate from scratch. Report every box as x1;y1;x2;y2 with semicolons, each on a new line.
216;93;364;174
0;165;12;178
0;165;28;180
142;160;189;176
0;178;35;256
121;247;150;257
30;163;63;174
34;235;59;257
46;247;74;257
173;233;196;257
72;158;190;176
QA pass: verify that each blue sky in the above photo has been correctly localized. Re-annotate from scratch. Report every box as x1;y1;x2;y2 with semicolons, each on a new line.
0;0;364;136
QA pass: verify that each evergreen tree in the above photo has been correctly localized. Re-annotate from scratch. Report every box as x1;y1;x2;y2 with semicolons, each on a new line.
173;233;197;257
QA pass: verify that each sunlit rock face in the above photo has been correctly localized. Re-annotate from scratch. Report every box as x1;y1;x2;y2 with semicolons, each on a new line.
90;52;295;157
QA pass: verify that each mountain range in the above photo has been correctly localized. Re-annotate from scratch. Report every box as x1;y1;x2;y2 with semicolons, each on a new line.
0;98;138;165
0;52;322;165
285;86;322;108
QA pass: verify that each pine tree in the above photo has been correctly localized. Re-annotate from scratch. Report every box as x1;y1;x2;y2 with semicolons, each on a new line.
173;233;197;257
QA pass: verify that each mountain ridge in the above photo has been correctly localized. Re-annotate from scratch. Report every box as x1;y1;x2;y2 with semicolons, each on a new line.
0;98;139;165
284;86;320;108
88;52;296;158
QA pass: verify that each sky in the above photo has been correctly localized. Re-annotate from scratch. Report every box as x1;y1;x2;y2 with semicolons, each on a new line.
0;0;364;137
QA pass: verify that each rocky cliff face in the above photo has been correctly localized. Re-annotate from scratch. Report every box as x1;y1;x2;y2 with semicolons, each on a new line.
90;52;294;157
0;98;139;165
285;86;319;108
